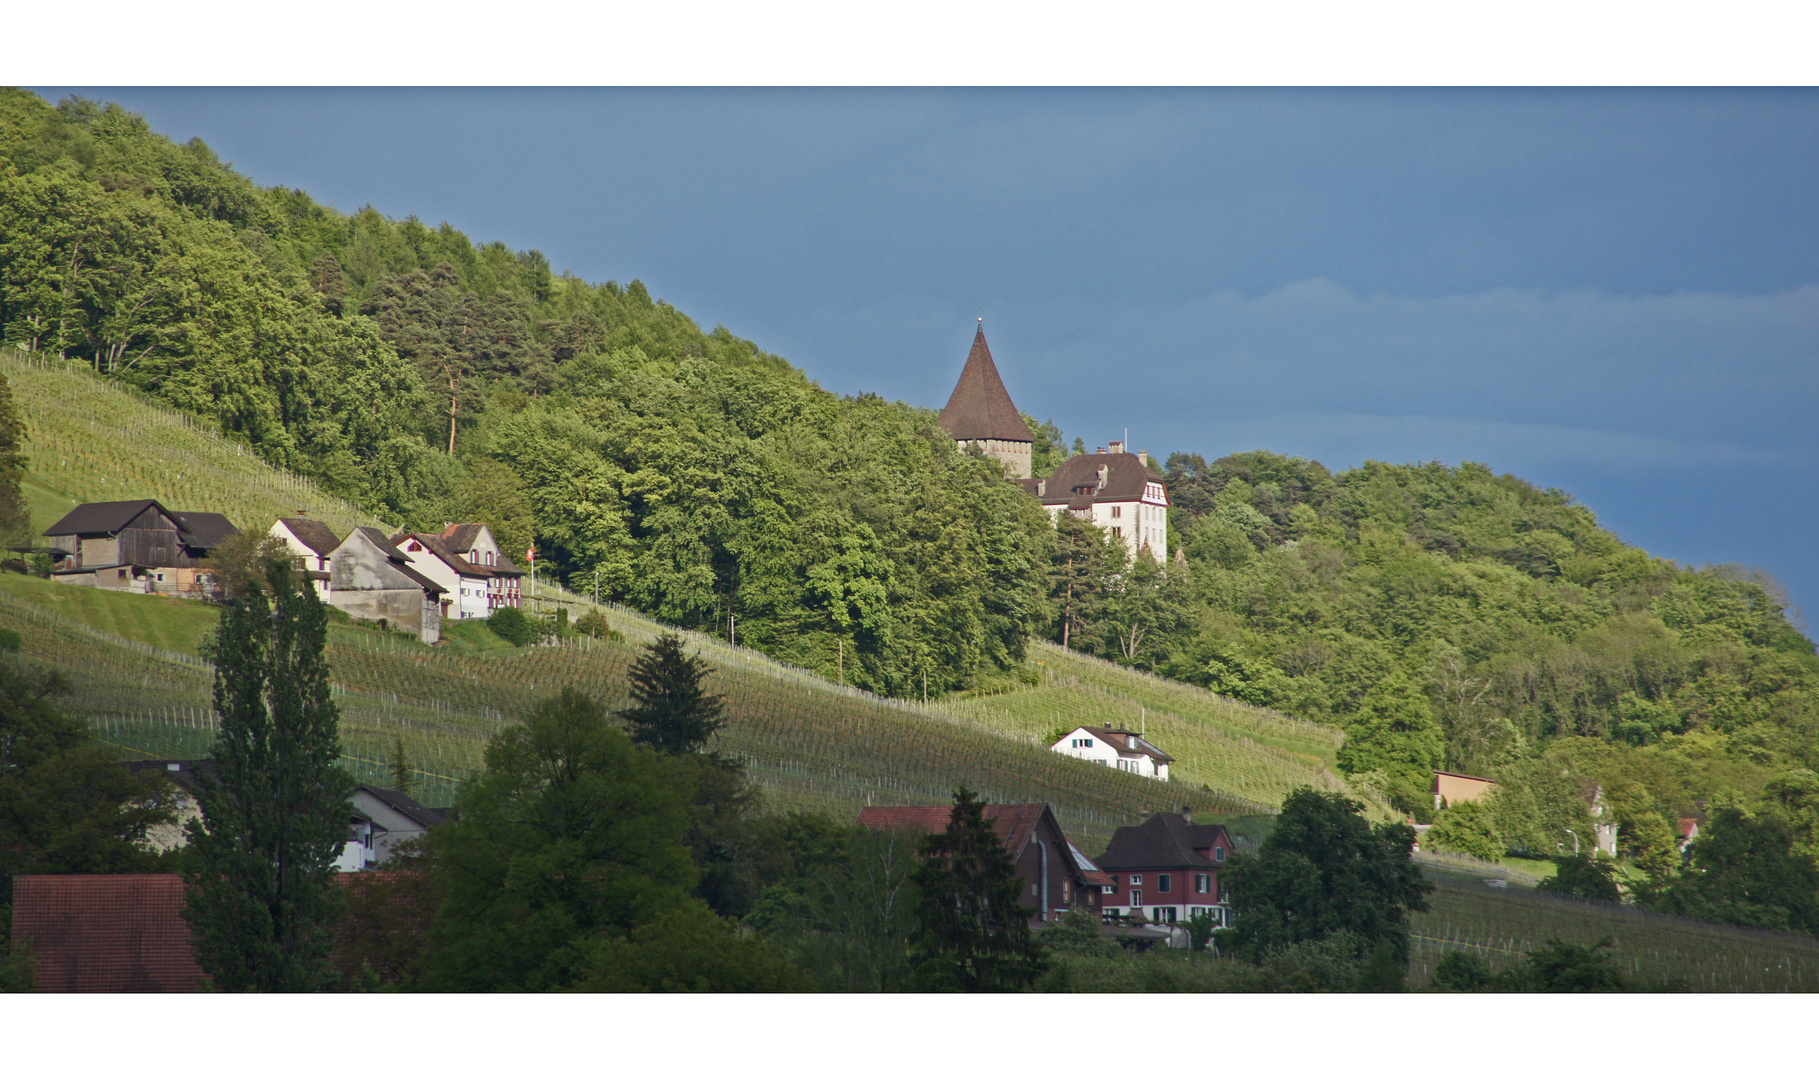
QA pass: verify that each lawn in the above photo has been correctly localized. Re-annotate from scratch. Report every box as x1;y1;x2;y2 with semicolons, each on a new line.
0;570;217;655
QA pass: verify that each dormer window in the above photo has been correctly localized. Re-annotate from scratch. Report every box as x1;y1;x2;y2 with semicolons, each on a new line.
1215;845;1225;862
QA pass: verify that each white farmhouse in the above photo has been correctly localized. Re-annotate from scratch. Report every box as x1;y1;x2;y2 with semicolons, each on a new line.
270;516;342;600
1020;443;1170;563
439;522;524;613
1050;725;1173;781
390;531;494;621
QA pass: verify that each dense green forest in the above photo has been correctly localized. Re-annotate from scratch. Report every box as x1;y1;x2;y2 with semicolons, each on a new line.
1045;445;1819;923
0;90;1050;696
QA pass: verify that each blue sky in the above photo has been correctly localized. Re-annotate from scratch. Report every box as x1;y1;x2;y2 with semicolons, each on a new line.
40;87;1819;623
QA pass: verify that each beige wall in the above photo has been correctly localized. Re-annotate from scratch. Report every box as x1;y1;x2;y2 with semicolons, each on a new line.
960;437;1032;480
1434;773;1498;809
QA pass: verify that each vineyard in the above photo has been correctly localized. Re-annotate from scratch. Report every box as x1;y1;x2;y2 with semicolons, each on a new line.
1407;872;1819;992
2;350;379;539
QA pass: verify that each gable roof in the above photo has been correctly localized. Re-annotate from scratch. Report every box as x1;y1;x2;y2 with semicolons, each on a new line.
1034;453;1164;505
11;874;208;992
1066;725;1174;764
125;758;218;797
440;522;488;552
43;499;173;537
853;803;1112;886
392;532;491;579
342;527;446;594
1096;814;1233;871
938;328;1034;444
354;784;447;830
277;517;344;558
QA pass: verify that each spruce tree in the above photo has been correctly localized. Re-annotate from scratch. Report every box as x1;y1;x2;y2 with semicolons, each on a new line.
910;786;1045;992
182;558;353;992
617;633;725;755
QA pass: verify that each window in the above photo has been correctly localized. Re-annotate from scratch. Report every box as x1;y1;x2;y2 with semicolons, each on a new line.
1130;889;1142;907
1195;874;1210;893
1219;886;1231;903
1102;884;1116;895
1111;526;1122;538
1130;875;1142;886
1030;883;1039;896
1154;907;1178;923
1215;845;1225;862
1111;505;1121;518
1157;874;1172;893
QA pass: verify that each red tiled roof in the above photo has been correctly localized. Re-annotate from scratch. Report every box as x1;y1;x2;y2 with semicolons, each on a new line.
938;328;1034;444
855;803;1047;858
12;874;206;992
14;872;417;993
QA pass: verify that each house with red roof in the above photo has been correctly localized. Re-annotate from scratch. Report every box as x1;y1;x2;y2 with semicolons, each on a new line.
1096;812;1237;928
854;802;1113;926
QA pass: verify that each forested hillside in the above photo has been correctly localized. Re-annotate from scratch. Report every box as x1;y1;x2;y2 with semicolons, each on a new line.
1048;447;1819;920
0;90;1049;696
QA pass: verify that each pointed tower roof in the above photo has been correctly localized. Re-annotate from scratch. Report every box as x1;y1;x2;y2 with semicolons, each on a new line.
938;326;1034;444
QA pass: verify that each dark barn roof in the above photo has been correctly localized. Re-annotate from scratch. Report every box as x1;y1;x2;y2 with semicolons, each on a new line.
43;500;238;551
938;328;1034;445
43;499;170;537
170;511;239;550
356;784;448;830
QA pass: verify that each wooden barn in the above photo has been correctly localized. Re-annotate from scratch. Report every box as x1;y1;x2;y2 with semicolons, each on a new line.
42;499;239;597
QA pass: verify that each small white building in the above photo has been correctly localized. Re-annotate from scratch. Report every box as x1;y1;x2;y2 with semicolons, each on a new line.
270;516;343;600
334;785;449;871
1050;725;1173;781
438;522;524;612
1020;442;1170;563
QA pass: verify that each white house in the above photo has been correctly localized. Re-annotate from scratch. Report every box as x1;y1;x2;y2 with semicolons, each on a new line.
438;522;524;612
1019;442;1170;563
270;516;342;600
1050;725;1173;781
333;785;449;871
390;531;494;621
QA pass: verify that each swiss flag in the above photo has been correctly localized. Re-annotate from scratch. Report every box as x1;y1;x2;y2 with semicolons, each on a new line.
526;546;536;564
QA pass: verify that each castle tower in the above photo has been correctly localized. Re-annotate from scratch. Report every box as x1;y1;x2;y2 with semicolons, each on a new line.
938;322;1034;479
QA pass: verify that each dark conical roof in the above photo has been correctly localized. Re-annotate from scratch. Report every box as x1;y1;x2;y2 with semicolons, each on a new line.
938;328;1034;444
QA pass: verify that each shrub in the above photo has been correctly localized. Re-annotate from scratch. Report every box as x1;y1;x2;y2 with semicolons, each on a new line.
1426;799;1503;861
487;605;540;646
573;609;620;640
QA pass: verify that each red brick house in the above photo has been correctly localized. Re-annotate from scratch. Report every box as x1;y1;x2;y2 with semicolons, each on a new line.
854;803;1114;926
1096;812;1237;927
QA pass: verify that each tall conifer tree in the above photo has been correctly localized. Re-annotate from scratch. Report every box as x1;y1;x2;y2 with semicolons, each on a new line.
617;633;726;755
182;558;352;992
910;786;1045;992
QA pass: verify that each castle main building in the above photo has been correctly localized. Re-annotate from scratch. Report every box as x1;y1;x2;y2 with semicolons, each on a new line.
937;323;1170;562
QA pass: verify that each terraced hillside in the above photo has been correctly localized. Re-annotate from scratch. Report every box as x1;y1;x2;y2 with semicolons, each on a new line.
1;353;1364;845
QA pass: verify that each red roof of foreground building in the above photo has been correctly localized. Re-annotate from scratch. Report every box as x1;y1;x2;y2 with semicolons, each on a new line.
11;874;206;993
938;327;1034;444
854;803;1114;887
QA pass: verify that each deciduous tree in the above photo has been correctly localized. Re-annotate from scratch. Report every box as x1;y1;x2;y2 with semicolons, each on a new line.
182;557;352;992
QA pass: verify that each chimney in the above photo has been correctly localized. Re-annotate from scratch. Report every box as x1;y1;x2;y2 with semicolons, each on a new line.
1095;446;1108;456
1095;465;1108;490
1036;479;1046;497
1108;440;1124;456
1137;450;1148;466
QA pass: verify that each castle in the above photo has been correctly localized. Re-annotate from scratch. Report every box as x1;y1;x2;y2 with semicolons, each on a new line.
937;323;1170;562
